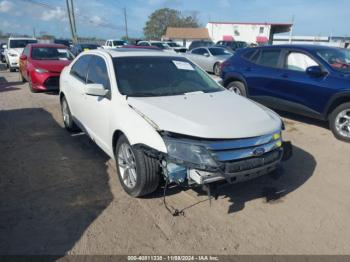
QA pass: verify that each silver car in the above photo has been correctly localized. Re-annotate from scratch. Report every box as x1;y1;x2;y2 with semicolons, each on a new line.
185;47;233;76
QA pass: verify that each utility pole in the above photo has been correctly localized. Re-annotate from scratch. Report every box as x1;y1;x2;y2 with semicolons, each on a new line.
289;15;295;44
123;7;129;41
66;0;75;43
70;0;78;42
33;27;36;38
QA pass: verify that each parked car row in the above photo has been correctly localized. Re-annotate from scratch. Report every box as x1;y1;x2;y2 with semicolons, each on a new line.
4;39;349;198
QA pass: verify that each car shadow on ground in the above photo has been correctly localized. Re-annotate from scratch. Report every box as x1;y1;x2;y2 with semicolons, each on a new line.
277;109;329;130
0;77;23;93
191;145;316;214
0;108;113;255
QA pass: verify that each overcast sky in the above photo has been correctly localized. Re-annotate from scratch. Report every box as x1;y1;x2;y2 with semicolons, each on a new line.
0;0;349;39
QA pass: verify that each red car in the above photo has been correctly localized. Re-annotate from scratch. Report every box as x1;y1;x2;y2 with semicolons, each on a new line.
19;43;74;92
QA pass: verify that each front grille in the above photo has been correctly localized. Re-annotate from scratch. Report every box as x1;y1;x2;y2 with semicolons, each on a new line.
43;76;59;90
223;149;282;173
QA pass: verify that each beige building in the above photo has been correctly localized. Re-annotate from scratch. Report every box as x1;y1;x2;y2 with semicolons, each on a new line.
163;27;210;48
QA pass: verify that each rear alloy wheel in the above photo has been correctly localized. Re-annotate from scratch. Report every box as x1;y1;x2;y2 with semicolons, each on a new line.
329;102;350;142
115;135;160;197
213;63;221;76
60;96;79;132
227;81;247;96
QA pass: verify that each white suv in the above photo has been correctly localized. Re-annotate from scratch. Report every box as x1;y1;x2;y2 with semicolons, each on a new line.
5;37;37;71
102;39;127;49
59;48;291;197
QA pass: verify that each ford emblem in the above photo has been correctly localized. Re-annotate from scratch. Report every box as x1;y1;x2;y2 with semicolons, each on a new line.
253;148;265;156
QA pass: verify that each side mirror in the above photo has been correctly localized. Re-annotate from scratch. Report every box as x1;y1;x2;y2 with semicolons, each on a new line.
203;52;210;57
85;83;109;97
20;54;27;60
306;66;327;77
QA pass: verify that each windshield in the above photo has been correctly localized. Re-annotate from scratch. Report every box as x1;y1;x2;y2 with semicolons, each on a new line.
80;44;99;49
167;42;180;47
113;41;126;46
54;40;70;46
151;43;170;50
113;56;224;97
9;39;37;48
317;48;350;72
31;47;74;61
209;47;232;56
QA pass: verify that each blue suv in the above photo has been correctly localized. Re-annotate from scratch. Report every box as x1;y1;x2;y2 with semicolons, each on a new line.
221;45;350;142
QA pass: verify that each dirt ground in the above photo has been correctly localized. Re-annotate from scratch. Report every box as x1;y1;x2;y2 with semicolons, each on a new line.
1;67;350;256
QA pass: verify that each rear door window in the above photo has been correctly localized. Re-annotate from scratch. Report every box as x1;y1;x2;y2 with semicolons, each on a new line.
86;56;110;90
70;55;92;82
256;49;281;68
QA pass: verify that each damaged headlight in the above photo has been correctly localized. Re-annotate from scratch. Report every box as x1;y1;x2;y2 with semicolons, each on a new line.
163;137;217;168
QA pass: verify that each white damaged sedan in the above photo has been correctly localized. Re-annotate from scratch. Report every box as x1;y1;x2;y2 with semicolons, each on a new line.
59;48;292;197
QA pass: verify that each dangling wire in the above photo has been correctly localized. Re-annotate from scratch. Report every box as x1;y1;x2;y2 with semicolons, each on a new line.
163;178;185;216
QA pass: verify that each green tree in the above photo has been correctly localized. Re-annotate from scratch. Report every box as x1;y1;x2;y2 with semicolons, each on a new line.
143;8;199;40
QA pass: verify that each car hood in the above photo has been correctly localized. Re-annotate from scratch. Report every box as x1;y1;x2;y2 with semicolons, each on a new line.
8;48;23;55
32;60;71;73
128;90;282;139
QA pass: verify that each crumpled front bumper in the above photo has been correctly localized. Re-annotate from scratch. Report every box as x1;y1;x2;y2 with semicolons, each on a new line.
167;141;292;185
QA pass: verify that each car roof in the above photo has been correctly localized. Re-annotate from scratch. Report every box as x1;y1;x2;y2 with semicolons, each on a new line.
82;48;182;58
9;37;36;40
29;43;68;48
252;44;339;51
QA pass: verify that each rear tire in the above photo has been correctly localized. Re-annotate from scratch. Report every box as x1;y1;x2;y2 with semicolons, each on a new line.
9;67;15;72
115;135;160;197
329;102;350;143
213;63;221;76
226;81;247;96
19;72;26;82
60;96;79;132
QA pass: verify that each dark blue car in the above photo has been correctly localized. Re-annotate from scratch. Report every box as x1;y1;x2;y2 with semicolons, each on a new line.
221;45;350;142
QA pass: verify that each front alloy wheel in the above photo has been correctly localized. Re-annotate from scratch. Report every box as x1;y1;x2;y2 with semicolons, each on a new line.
335;109;350;138
329;102;350;142
115;135;160;197
117;143;137;189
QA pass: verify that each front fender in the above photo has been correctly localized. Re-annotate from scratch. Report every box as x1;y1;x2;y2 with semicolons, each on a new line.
110;102;167;159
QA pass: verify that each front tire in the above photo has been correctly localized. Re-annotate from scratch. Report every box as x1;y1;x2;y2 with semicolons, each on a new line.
329;102;350;142
115;135;160;197
226;81;247;96
60;96;79;132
